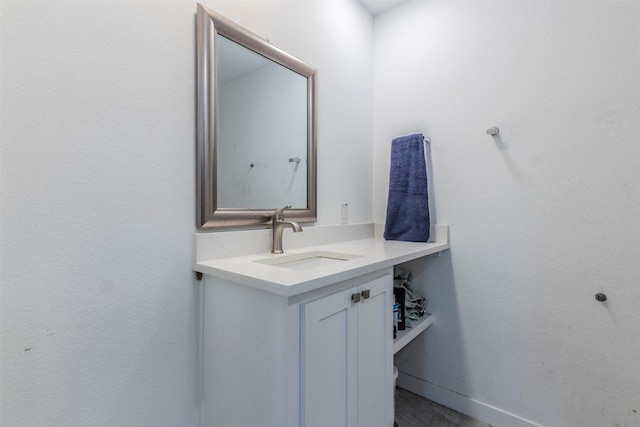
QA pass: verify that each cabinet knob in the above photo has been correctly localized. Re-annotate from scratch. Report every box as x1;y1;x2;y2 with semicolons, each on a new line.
361;289;371;300
351;293;361;304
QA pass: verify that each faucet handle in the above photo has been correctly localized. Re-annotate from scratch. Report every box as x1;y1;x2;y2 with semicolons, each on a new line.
273;205;292;220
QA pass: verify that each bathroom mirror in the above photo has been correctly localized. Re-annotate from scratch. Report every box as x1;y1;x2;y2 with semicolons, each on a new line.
196;4;317;228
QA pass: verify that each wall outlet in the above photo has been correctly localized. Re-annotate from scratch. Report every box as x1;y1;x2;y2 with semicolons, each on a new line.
340;203;349;224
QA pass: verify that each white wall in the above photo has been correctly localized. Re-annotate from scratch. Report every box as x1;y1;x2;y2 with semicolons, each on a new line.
374;2;640;427
0;1;373;426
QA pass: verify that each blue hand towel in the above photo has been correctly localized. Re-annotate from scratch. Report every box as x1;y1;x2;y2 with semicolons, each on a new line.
383;133;430;242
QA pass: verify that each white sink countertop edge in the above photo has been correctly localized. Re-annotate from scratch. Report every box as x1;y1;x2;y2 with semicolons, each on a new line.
194;230;449;297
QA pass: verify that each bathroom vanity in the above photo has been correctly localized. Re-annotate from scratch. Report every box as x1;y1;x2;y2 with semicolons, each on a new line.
194;225;449;427
193;6;448;426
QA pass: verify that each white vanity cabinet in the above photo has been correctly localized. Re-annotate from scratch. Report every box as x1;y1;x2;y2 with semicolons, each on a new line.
195;228;450;427
201;268;394;427
301;270;394;427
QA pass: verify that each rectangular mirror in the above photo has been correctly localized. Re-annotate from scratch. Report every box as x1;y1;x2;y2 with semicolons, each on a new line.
196;4;317;228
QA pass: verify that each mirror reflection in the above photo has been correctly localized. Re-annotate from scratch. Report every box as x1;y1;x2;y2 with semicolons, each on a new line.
196;4;317;228
216;35;308;209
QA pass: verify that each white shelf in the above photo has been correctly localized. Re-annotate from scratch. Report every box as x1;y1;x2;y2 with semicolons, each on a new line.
393;314;433;354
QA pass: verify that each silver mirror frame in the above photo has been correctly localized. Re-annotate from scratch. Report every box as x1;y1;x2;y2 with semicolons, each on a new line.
196;4;317;228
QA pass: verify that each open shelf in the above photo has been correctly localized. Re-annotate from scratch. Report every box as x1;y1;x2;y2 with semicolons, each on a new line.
393;314;433;354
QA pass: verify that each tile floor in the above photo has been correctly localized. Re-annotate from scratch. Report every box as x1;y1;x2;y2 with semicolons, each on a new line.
394;387;492;427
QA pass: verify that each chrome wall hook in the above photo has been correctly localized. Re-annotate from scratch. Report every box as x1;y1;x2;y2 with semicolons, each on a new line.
486;127;500;136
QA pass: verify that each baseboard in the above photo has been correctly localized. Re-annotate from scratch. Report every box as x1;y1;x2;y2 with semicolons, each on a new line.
396;371;543;427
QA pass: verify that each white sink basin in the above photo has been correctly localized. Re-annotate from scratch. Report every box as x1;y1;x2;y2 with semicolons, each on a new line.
253;250;361;270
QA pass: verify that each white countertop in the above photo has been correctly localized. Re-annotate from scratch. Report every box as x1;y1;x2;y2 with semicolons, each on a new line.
194;234;449;297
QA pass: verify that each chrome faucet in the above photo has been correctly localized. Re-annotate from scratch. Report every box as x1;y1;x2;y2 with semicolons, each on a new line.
271;205;302;254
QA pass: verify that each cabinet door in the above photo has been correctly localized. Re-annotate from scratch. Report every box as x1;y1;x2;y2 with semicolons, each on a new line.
301;271;393;427
357;274;394;427
301;286;358;427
